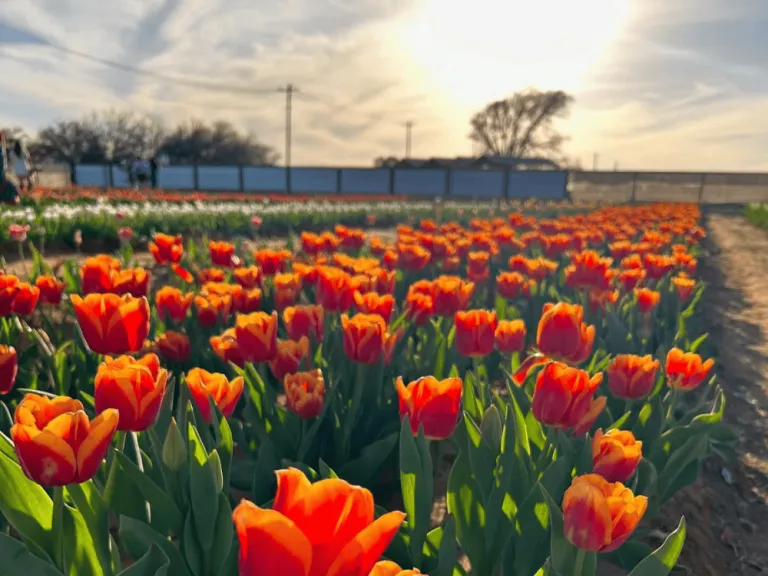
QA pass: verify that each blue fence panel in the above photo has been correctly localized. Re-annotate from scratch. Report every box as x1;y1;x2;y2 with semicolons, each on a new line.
110;165;130;188
75;165;107;187
508;171;567;199
291;168;338;193
340;169;390;194
449;170;505;198
243;167;286;191
393;169;446;196
157;166;195;189
197;166;240;190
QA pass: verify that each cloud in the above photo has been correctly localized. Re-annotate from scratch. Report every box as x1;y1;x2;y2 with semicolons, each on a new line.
0;0;767;170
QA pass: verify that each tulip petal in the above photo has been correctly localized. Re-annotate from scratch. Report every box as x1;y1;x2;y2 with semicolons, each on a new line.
10;424;77;486
76;409;119;483
326;511;407;576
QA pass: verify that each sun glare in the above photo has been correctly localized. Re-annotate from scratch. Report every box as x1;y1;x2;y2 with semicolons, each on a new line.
400;0;632;108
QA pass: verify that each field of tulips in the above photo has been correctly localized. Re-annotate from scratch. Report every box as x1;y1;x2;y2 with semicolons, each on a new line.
0;201;733;576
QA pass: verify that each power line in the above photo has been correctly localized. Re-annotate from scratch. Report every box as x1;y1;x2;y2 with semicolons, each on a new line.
42;40;281;96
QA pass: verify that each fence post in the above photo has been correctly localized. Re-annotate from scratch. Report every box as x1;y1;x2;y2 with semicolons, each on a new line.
502;168;510;199
286;166;292;194
389;168;395;195
336;169;343;194
444;169;451;197
238;165;244;192
193;164;199;190
698;173;706;203
631;173;638;203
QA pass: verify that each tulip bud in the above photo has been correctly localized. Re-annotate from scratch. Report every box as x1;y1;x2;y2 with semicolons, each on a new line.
162;418;187;471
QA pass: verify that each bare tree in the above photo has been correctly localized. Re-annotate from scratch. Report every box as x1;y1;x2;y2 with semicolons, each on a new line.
469;89;574;160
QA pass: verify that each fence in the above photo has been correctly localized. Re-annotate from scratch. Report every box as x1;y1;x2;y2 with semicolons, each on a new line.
568;171;768;204
71;164;568;200
42;163;768;204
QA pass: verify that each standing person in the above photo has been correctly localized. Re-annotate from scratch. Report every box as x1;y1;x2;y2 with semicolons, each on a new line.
149;155;159;189
0;132;20;205
12;139;32;190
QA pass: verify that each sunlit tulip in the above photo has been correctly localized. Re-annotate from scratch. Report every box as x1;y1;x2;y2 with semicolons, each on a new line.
536;302;594;365
396;376;462;440
194;292;232;328
404;291;434;326
274;273;302;310
0;274;19;316
198;268;226;284
232;468;405;576
397;243;431;272
634;287;660;315
11;282;40;315
284;369;325;419
672;274;696;302
185;368;244;423
341;313;395;365
155;286;194;324
234;311;279;363
94;354;168;431
532;362;606;434
269;338;310;381
316;267;356;312
0;345;18;394
607;354;659;400
155;330;191;363
111;268;151;298
467;251;490;282
71;293;150;355
149;233;183;265
234;287;263;314
354;291;396;324
11;394;119;486
210;328;246;367
35;275;65;305
496;271;526;300
234;265;262;289
665;348;714;391
494;319;526;354
254;248;291;275
432;276;474;317
562;474;647;552
592;429;642;483
369;561;422;576
80;254;121;294
454;309;497;357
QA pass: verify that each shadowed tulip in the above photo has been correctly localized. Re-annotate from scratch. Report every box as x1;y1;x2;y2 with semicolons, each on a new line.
494;319;526;354
0;345;18;394
537;302;594;365
209;240;236;267
155;286;194;324
210;328;246;368
283;305;324;344
396;376;462;440
11;282;40;316
234;311;279;363
592;429;642;483
35;275;65;305
155;330;191;363
354;291;396;324
185;368;244;423
341;313;395;365
432;276;474;317
269;338;310;381
149;233;183;265
284;370;325;420
454;309;497;357
234;266;262;289
11;394;119;486
607;354;659;400
532;362;606;434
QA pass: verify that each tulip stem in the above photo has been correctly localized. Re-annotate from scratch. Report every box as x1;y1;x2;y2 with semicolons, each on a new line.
663;389;679;431
17;242;28;277
52;486;67;573
131;431;152;524
572;548;586;576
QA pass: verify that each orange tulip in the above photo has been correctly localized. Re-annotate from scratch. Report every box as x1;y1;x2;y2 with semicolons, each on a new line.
234;286;263;314
234;265;262;289
274;273;302;310
354;291;396;324
149;233;183;265
71;293;150;355
11;394;119;486
396;376;462;440
532;362;606;434
198;268;226;284
341;313;396;365
496;271;526;300
665;348;714;391
283;305;324;344
634;287;660;315
606;354;659;400
672;274;695;302
232;468;405;576
592;429;642;483
467;251;490;282
454;309;497;357
234;311;279;363
371;268;396;295
11;282;40;316
155;330;191;363
94;354;168;432
617;268;646;291
35;275;65;305
254;248;291;276
210;328;247;368
397;243;431;272
404;291;434;326
194;293;232;328
536;302;595;365
111;268;151;298
270;338;310;381
0;274;19;316
284;369;325;419
369;561;422;576
185;368;244;423
562;474;647;552
155;286;194;323
209;240;236;267
432;276;474;317
80;255;121;294
316;267;356;312
0;345;18;394
494;319;526;354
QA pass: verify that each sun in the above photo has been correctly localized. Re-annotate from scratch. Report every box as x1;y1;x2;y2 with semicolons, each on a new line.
399;0;632;109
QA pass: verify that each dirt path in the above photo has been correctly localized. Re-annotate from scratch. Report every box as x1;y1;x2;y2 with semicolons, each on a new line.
661;209;768;575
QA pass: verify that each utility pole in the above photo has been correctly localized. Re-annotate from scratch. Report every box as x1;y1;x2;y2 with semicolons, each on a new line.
592;152;599;171
278;84;297;192
405;121;414;159
613;161;619;171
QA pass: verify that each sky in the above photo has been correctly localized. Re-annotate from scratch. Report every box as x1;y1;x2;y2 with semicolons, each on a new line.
0;0;767;171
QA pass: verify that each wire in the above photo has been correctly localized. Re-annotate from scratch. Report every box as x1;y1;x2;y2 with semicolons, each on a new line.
43;40;281;96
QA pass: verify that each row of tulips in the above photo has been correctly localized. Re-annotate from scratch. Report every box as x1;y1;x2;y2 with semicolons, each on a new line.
0;201;732;576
